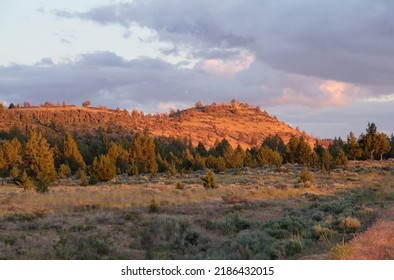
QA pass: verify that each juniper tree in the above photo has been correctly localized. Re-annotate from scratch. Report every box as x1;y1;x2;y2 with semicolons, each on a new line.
376;132;391;160
201;170;217;189
92;154;116;182
23;131;56;185
131;131;158;176
0;138;22;176
107;142;130;174
360;122;379;161
346;131;362;160
62;133;86;174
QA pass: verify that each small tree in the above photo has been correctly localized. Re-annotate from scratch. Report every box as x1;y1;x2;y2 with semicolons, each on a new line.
78;169;88;186
376;132;391;160
319;149;334;171
92;154;116;182
346;131;362;160
149;198;159;213
201;171;218;189
35;180;49;193
297;168;314;187
23;131;56;185
17;170;35;191
360;122;379;161
62;133;86;174
58;164;71;179
9;166;20;183
335;148;348;166
82;100;91;108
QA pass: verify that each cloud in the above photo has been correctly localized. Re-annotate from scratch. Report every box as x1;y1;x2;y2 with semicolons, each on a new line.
0;51;256;111
194;51;255;78
54;0;394;89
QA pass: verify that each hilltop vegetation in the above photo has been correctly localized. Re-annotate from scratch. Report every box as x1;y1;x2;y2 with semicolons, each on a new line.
0;100;314;149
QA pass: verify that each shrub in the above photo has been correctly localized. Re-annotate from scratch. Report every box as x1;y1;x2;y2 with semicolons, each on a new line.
17;171;35;191
79;169;88;186
4;236;17;246
297;168;314;187
214;156;226;173
92;154;116;182
58;164;71;179
9;166;20;183
35;179;49;193
149;198;159;213
82;100;91;107
222;192;245;204
339;216;361;233
89;174;98;185
54;235;109;259
330;240;351;260
175;182;185;190
313;224;335;242
201;171;218;189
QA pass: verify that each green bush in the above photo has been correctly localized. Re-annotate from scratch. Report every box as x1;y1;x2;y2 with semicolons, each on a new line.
297;168;314;187
35;179;49;193
89;174;98;185
201;171;218;189
54;235;109;259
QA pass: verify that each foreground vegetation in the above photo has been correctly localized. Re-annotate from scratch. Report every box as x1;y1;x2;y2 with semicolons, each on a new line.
0;161;393;259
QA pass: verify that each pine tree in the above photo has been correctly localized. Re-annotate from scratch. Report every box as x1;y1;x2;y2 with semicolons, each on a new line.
319;149;334;171
17;170;35;191
285;136;300;164
346;131;362;160
262;134;286;155
23;131;56;185
335;148;349;166
376;132;391;160
201;171;217;189
107;142;130;174
62;133;86;173
360;122;379;161
215;156;227;173
92;154;116;182
0;138;22;176
131;131;158;176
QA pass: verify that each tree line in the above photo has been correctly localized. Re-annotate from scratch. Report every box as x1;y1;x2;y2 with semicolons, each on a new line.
0;122;392;192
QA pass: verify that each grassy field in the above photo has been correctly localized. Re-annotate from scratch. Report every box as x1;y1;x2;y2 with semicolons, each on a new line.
0;160;393;259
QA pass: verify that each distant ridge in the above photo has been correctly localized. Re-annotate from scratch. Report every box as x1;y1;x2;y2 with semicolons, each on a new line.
0;101;315;148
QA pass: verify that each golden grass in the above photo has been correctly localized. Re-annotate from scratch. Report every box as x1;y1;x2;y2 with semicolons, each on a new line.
0;162;385;216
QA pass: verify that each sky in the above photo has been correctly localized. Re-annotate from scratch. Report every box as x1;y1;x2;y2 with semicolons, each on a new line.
1;0;393;139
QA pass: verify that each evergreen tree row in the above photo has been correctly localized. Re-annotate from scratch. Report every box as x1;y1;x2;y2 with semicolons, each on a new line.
0;122;392;192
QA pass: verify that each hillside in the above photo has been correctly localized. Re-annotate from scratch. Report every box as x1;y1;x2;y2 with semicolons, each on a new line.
0;101;315;148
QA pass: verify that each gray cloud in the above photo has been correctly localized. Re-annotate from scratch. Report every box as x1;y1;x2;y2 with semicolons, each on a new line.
0;52;257;110
55;0;394;89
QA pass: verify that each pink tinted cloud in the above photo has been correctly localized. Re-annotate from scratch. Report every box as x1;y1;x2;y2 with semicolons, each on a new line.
270;80;362;108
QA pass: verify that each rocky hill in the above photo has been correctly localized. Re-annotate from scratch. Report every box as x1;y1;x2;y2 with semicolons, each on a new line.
0;102;315;148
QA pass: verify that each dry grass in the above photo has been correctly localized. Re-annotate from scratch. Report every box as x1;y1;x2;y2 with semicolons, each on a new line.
0;161;393;260
334;206;394;260
0;166;367;215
